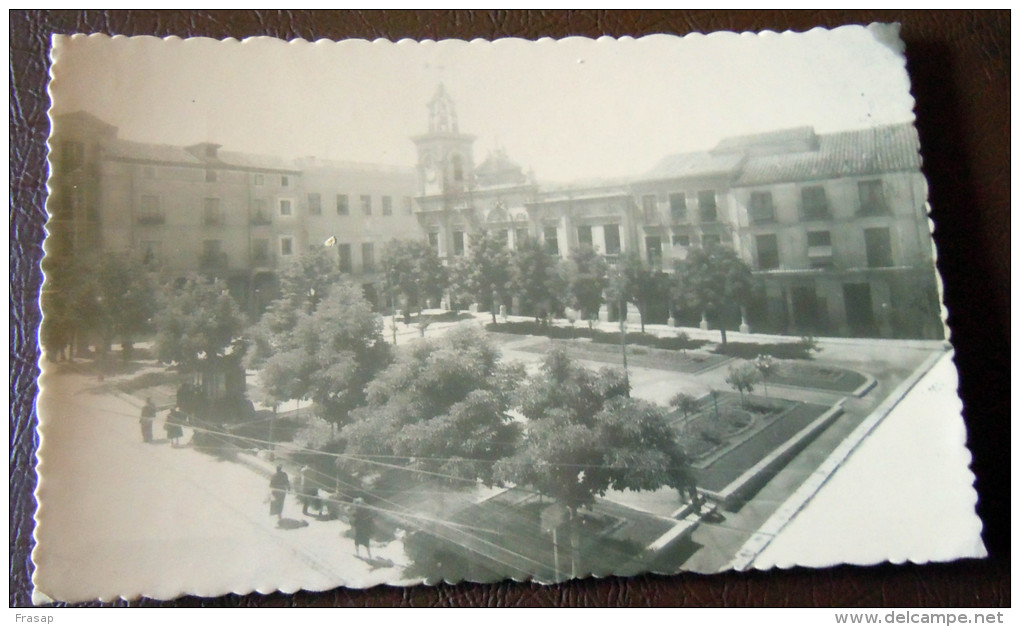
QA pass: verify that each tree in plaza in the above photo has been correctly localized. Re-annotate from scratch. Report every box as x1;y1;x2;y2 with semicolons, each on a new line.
753;354;776;403
725;362;759;408
669;392;700;421
153;275;247;370
41;252;157;360
510;238;565;323
673;243;755;346
246;278;391;433
449;231;513;324
560;245;608;328
275;245;342;310
605;251;668;334
381;239;447;319
341;325;525;486
494;349;692;574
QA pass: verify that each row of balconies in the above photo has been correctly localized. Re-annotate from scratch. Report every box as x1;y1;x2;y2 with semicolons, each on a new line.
135;212;277;227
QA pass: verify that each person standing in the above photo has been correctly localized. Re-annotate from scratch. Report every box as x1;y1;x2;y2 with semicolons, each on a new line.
350;497;374;559
268;465;290;524
139;398;156;443
298;466;320;517
165;406;185;447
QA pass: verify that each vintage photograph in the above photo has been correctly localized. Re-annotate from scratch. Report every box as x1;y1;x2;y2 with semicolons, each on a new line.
33;26;984;603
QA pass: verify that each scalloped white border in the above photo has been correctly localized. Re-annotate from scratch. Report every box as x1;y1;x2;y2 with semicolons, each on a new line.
33;26;982;603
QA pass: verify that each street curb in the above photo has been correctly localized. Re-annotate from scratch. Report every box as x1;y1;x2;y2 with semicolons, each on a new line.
725;349;949;571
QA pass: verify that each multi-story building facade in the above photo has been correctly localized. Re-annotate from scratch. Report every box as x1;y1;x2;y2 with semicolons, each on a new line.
48;88;942;340
409;86;941;339
48;111;419;314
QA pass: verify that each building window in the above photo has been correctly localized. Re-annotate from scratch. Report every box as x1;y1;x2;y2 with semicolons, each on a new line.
60;141;84;170
253;239;270;264
404;196;414;214
672;234;690;248
205;169;217;183
279;199;293;217
858;180;887;215
801;185;829;219
138;195;163;224
141;241;161;266
604;224;621;255
577;225;593;247
756;234;779;270
307;193;322;215
543;227;559;255
201;240;225;268
361;195;372;216
203;198;223;226
669;192;687;222
281;175;290;188
645;236;663;267
143;166;156;179
864;227;894;268
280;236;294;257
642;194;658;223
337;194;349;215
807;230;832;247
807;230;834;269
453;230;465;256
702;234;722;247
252;199;270;225
698;190;717;222
514;228;529;247
337;244;352;272
361;242;375;272
254;174;265;186
382;196;393;216
427;231;440;253
749;191;775;223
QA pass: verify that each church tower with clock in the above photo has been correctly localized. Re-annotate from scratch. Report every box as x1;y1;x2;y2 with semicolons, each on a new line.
412;83;476;198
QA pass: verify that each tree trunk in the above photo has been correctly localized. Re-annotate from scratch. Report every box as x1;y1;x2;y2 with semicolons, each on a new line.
720;327;728;346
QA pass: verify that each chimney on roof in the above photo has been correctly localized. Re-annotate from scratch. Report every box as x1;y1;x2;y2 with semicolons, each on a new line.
186;142;222;160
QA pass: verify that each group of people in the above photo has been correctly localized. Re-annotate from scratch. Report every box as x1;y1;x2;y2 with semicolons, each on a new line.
268;465;375;559
138;397;187;446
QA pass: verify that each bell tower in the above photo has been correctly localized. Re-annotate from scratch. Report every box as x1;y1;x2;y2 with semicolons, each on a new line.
413;84;476;197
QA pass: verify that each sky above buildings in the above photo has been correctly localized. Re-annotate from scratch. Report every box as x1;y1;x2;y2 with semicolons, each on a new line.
49;25;915;183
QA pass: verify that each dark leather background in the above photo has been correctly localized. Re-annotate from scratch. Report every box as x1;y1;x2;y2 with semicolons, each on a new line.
10;10;1009;608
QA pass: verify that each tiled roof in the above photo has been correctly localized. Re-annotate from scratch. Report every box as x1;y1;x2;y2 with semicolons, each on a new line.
735;123;921;186
217;150;299;173
712;126;819;155
642;151;745;182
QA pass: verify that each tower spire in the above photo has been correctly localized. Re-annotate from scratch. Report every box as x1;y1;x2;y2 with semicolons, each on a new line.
427;83;459;133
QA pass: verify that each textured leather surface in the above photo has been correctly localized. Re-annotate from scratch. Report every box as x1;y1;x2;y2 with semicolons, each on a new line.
10;10;1009;607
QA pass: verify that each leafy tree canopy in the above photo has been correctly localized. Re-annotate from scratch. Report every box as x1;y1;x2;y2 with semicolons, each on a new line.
153;275;246;369
246;278;390;428
448;231;513;323
510;239;565;323
673;244;755;342
41;252;156;357
560;245;608;326
341;325;525;485
495;349;691;512
381;239;447;313
606;251;669;333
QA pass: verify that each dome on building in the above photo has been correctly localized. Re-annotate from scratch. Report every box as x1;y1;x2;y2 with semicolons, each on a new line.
474;146;527;188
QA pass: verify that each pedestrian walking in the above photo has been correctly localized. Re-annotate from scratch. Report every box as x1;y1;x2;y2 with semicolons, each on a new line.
139;397;156;443
269;465;290;524
350;497;374;559
298;466;321;517
165;406;185;447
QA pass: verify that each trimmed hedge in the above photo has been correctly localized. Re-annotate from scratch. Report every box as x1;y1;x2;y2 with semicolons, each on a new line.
485;321;710;352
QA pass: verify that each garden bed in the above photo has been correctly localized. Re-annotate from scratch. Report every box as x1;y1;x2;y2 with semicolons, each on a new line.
511;337;729;374
769;362;869;394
